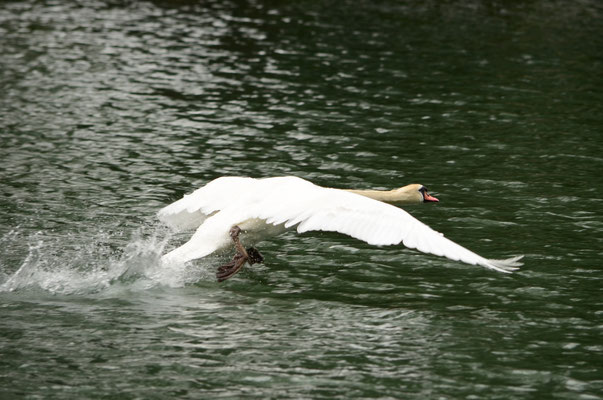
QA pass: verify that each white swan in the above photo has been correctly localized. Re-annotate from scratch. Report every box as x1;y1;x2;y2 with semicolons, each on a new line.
158;176;523;281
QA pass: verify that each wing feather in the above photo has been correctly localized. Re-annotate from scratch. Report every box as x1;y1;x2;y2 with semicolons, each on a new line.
157;177;258;231
246;181;520;273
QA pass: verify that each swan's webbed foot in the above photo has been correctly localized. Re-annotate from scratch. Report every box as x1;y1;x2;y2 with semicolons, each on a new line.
245;246;264;265
216;248;264;282
216;226;264;282
216;253;246;282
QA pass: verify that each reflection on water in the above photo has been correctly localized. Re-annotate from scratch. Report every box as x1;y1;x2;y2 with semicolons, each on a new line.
1;0;602;398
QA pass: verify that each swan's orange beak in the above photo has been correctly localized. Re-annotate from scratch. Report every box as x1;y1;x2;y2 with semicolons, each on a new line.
424;193;439;202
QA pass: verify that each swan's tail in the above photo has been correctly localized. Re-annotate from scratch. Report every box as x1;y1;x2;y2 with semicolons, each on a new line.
484;255;524;273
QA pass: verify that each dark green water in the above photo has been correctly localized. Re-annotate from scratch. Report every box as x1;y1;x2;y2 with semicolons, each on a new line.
1;1;602;398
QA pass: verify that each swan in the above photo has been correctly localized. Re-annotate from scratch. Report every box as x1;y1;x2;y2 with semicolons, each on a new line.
158;176;523;281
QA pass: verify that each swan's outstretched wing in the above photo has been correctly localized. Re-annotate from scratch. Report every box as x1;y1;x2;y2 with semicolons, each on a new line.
241;179;522;273
157;177;259;231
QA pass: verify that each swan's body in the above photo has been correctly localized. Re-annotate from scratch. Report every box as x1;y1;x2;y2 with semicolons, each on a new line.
158;176;522;280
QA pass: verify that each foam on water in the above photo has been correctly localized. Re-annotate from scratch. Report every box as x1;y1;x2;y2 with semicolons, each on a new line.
0;226;213;295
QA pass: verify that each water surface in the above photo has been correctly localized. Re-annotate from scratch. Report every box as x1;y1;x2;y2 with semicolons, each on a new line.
1;1;602;398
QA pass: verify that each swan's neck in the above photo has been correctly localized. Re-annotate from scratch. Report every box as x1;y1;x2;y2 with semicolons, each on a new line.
343;189;418;205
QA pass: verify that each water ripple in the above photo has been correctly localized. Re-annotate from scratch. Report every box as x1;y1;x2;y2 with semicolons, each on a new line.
1;0;602;398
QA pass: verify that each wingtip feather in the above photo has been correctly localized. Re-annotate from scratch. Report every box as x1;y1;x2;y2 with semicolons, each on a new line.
485;255;524;273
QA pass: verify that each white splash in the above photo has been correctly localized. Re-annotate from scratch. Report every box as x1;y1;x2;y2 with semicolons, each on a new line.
0;226;213;295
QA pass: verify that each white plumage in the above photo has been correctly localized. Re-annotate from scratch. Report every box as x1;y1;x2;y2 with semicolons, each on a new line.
158;176;522;275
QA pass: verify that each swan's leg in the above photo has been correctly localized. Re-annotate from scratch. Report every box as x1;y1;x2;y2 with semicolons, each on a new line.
216;225;264;282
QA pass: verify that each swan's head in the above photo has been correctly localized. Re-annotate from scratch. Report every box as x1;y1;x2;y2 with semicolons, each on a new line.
395;184;439;204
